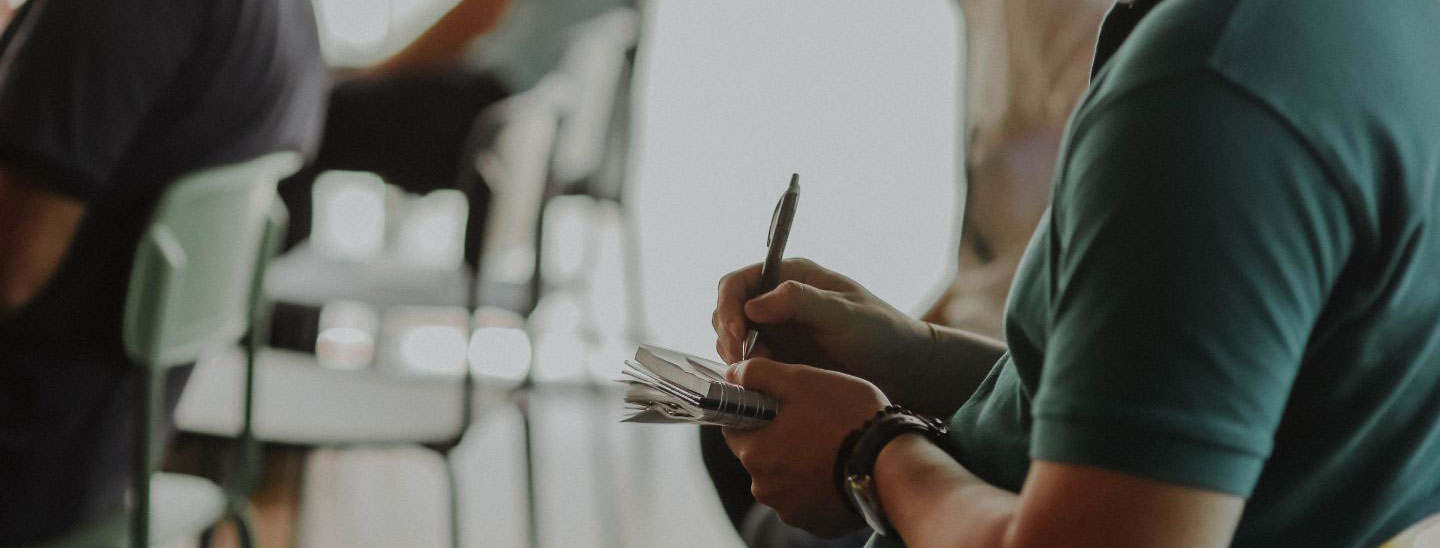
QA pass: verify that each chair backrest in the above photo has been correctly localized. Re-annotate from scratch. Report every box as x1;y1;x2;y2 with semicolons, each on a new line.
548;8;640;189
123;152;302;369
469;83;565;272
589;39;636;203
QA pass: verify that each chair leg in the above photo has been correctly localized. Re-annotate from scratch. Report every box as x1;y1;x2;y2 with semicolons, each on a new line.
617;204;648;343
229;499;260;548
445;453;462;548
516;391;541;548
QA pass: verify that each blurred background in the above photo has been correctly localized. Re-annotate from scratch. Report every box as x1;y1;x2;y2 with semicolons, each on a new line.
184;1;962;547
18;0;1437;547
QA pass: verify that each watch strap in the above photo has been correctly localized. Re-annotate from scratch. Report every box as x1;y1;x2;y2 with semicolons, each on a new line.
839;406;948;537
847;407;947;479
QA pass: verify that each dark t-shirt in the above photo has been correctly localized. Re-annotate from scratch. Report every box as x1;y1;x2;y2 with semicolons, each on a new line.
0;0;325;540
901;1;1440;548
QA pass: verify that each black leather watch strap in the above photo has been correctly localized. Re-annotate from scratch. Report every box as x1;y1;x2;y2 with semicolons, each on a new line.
835;405;948;537
846;406;948;479
834;425;866;513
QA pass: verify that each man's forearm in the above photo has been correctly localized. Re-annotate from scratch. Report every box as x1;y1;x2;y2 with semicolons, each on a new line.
894;324;1006;417
874;433;1018;548
871;434;1245;548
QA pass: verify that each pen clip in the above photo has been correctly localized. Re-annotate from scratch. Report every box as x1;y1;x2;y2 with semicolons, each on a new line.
767;195;783;247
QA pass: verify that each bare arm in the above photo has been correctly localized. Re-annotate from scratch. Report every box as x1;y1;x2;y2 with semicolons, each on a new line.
0;167;85;315
876;435;1245;548
367;0;516;78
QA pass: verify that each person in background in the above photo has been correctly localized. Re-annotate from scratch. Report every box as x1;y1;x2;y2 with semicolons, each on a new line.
920;0;1113;339
0;0;326;542
248;2;632;545
714;0;1440;546
276;0;634;252
700;2;1118;545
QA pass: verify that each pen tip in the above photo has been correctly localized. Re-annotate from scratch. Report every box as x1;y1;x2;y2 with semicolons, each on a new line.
788;173;800;193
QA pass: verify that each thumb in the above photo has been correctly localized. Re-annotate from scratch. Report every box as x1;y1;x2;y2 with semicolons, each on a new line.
726;357;809;400
744;280;846;327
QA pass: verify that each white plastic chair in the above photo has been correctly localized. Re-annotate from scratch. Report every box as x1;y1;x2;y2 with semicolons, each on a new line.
175;92;565;548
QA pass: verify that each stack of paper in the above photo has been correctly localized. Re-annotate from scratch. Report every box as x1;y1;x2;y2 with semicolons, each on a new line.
617;345;777;430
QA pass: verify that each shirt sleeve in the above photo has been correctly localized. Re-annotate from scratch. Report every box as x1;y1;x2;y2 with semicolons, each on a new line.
0;0;199;200
1028;71;1355;496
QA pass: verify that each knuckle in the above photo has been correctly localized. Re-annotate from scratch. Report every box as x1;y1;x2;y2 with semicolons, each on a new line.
777;279;805;296
751;483;781;507
727;362;744;384
736;359;770;385
736;447;781;476
729;445;746;462
717;273;733;292
734;447;759;470
755;457;784;478
774;509;801;529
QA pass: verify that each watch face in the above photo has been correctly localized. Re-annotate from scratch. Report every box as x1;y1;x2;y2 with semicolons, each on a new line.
847;475;891;536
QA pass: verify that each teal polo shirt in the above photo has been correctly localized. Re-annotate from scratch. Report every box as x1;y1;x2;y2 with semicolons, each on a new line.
877;0;1440;546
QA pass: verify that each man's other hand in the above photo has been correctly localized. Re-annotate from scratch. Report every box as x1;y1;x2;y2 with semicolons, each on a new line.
721;358;888;538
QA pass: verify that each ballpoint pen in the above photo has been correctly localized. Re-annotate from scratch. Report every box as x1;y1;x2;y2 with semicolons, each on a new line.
742;173;800;360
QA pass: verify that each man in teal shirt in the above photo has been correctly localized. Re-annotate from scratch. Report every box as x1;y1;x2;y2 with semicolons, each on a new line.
711;0;1440;546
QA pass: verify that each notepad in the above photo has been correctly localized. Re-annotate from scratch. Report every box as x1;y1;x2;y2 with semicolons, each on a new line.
616;345;777;430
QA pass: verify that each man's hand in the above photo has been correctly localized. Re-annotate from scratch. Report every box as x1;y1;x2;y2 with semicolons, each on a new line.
713;258;931;390
721;358;889;538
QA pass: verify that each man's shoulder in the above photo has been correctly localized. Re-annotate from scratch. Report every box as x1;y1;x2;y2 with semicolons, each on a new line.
1086;0;1440;218
1094;0;1439;115
1205;0;1440;114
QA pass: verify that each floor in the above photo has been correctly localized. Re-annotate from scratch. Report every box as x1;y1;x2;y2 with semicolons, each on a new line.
294;385;743;548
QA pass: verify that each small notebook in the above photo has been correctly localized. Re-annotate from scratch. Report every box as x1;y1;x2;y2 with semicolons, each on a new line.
616;345;777;430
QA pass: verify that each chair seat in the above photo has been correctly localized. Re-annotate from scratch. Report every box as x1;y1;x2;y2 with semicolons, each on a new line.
22;473;226;548
176;348;495;446
265;244;474;309
265;243;535;313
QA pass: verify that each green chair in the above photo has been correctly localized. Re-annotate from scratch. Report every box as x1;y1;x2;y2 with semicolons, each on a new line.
24;152;301;548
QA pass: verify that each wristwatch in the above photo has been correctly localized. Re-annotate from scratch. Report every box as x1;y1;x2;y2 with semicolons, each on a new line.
836;406;948;538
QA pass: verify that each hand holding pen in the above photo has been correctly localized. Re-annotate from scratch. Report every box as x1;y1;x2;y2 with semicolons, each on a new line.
714;176;936;397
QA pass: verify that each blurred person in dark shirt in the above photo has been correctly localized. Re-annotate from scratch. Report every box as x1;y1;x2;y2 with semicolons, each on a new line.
0;0;326;541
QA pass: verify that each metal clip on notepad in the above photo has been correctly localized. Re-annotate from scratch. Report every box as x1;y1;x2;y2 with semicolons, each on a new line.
617;345;779;430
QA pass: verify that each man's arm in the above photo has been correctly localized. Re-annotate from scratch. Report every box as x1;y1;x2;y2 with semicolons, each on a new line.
872;70;1347;548
898;324;1007;417
0;167;85;315
367;0;515;78
875;436;1244;548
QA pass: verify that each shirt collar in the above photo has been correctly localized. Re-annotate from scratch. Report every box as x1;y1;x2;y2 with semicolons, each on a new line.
1091;0;1163;77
